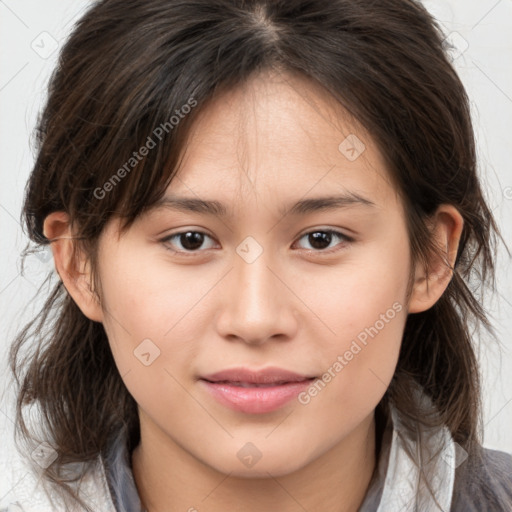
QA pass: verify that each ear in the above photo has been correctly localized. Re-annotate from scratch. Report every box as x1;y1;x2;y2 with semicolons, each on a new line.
408;204;464;314
43;211;104;323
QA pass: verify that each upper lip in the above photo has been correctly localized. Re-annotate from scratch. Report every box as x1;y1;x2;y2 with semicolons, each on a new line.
200;366;315;384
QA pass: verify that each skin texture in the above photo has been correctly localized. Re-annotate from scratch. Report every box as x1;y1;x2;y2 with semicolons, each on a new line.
44;69;463;512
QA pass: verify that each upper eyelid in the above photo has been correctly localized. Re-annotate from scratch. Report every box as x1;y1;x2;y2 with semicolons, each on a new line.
295;227;353;240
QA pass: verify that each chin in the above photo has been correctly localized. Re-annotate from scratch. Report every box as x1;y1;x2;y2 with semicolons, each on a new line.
207;452;309;479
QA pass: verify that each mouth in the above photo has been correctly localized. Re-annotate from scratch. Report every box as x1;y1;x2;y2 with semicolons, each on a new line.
201;379;314;388
200;366;316;385
198;368;317;414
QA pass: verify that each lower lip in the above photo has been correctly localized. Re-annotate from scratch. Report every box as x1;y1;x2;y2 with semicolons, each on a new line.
199;379;315;414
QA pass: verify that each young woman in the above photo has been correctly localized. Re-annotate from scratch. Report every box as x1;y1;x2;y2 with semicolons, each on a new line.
3;0;512;510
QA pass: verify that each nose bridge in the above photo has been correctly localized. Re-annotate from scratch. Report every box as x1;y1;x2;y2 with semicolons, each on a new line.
236;242;274;305
215;239;297;344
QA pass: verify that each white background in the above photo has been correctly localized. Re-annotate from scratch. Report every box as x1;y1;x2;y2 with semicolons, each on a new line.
1;0;511;468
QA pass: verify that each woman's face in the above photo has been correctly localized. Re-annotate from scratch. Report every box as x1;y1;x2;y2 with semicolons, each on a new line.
94;70;414;476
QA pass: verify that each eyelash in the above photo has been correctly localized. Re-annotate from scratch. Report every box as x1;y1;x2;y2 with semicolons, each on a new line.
159;228;353;257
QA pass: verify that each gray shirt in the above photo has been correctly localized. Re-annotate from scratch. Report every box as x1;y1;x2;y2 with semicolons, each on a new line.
2;387;511;511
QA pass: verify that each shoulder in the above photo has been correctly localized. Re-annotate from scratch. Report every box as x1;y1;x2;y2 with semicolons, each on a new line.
0;443;53;512
0;445;117;512
451;446;512;512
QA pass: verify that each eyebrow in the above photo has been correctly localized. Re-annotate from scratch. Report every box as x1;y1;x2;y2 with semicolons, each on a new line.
147;192;376;218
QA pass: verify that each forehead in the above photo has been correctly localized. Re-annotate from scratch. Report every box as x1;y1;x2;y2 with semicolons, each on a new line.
159;69;399;216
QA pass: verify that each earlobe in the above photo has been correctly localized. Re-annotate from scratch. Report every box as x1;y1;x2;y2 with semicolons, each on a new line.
408;205;464;314
43;211;104;323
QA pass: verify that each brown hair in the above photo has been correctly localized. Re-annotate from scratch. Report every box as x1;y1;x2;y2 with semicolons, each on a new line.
11;0;505;508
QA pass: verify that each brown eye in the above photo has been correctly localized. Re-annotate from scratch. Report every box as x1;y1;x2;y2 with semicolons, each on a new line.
295;229;352;253
307;231;334;250
161;231;216;254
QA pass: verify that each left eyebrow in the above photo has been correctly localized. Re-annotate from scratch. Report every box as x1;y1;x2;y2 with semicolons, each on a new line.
144;192;376;218
280;193;376;217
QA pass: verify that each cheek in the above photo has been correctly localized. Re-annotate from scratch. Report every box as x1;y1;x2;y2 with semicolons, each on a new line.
97;249;212;392
98;244;187;337
301;290;406;424
300;242;409;410
98;266;198;418
305;243;409;340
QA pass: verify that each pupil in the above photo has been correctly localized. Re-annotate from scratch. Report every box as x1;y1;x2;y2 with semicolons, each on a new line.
181;232;204;250
309;231;331;250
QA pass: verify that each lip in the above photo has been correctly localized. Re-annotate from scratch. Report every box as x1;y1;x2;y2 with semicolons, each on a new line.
199;366;316;414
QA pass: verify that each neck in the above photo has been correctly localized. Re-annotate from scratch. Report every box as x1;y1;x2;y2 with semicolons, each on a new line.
132;412;377;512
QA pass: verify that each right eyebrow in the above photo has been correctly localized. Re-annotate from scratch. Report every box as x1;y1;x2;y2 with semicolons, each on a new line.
147;195;228;216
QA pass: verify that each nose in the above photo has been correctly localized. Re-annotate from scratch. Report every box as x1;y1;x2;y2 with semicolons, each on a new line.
214;246;299;346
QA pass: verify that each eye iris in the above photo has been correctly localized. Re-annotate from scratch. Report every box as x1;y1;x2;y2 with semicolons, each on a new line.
181;232;204;250
309;231;332;250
